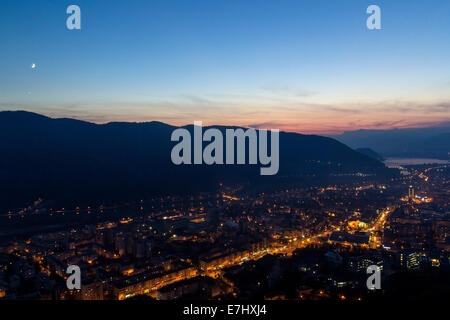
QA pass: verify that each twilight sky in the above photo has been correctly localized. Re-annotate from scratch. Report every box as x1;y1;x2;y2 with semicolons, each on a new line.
1;0;450;134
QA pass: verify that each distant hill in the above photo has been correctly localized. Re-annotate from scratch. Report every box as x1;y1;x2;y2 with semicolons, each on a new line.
0;111;386;211
355;148;384;161
333;126;450;159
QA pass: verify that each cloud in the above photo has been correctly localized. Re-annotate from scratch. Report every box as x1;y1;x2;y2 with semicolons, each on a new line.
261;84;315;97
247;121;287;130
370;120;406;128
426;102;450;112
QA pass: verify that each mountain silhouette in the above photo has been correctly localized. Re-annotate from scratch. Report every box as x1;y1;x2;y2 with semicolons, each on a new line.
0;111;385;211
333;126;450;159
